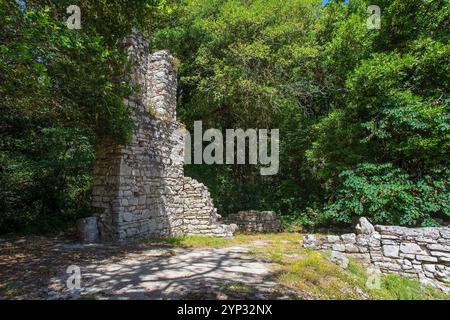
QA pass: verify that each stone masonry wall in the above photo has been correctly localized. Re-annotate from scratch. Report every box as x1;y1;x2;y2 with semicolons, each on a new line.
90;30;236;242
303;218;450;292
225;211;282;233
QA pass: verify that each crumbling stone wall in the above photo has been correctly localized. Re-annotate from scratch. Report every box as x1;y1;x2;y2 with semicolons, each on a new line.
89;30;236;242
225;211;282;233
303;218;450;292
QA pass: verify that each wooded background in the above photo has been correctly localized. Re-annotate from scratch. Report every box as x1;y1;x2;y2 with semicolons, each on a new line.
1;0;448;233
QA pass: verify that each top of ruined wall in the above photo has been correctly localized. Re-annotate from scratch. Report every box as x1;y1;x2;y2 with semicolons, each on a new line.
374;225;450;240
303;218;450;292
122;29;177;122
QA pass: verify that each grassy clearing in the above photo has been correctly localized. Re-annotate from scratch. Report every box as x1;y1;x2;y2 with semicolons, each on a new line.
142;233;297;248
144;233;449;300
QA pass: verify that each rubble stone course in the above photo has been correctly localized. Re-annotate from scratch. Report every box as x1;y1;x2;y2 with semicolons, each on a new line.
225;211;283;233
303;217;450;292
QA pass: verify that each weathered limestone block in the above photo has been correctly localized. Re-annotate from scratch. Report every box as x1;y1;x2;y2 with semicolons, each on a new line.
355;217;375;235
427;244;450;252
341;233;356;243
399;242;427;255
441;229;450;239
416;255;438;263
327;235;341;243
333;244;346;252
329;251;349;269
345;243;360;253
382;245;400;258
356;234;371;246
76;217;99;243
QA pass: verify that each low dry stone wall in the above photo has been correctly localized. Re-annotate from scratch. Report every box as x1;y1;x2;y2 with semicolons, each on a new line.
303;218;450;292
225;211;282;233
81;30;236;242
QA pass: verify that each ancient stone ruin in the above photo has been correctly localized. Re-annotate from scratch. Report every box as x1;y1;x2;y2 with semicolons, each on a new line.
303;218;450;292
82;30;236;242
225;211;282;233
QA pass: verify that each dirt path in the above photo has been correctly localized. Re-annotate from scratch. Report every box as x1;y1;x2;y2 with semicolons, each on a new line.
47;242;293;300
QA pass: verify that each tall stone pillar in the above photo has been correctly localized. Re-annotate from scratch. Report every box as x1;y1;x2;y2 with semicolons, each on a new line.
87;30;236;242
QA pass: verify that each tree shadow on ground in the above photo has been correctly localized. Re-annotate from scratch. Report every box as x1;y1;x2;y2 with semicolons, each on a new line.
0;236;293;300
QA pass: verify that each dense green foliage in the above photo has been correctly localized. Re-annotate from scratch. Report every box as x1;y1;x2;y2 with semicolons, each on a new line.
151;0;449;227
152;0;328;218
0;0;163;232
323;164;450;226
306;0;450;225
1;0;449;233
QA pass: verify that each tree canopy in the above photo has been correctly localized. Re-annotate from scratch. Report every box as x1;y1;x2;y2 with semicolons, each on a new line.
1;0;449;233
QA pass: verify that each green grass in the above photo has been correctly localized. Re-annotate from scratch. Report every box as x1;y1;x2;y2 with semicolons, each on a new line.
141;235;230;247
251;235;449;300
142;233;449;300
142;232;298;248
219;282;253;293
380;274;448;300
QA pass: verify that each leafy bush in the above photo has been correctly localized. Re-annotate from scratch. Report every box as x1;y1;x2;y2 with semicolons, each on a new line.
0;0;161;233
322;163;450;226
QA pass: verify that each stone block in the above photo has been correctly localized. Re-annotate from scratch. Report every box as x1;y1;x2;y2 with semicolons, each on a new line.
332;244;346;252
348;253;371;264
355;217;375;235
427;244;450;252
415;255;438;263
430;251;450;258
327;235;340;243
400;242;427;255
345;244;360;253
341;233;356;243
77;217;99;243
382;245;400;258
329;251;349;269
